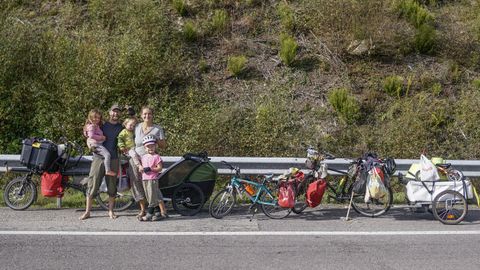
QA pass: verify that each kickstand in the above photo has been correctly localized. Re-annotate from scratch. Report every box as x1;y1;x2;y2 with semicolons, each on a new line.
249;204;258;222
342;192;354;221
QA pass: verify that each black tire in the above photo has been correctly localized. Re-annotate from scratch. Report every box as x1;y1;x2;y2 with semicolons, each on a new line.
4;176;37;210
95;190;135;212
432;190;467;225
172;183;205;216
260;185;292;219
291;176;312;214
349;185;393;218
209;187;236;219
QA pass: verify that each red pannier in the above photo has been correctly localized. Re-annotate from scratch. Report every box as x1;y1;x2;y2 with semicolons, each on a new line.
278;181;295;208
306;180;327;208
41;172;65;197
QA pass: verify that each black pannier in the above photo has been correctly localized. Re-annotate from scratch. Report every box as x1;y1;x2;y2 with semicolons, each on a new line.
20;138;59;172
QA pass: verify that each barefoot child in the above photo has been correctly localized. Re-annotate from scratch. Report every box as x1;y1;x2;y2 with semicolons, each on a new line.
138;135;168;221
83;109;116;177
117;117;141;166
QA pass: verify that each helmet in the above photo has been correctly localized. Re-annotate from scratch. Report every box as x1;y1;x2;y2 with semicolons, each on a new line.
142;135;157;146
383;158;396;175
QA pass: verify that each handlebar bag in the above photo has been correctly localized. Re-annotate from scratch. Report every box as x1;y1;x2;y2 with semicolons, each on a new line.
41;172;65;198
278;181;295;208
306;179;327;208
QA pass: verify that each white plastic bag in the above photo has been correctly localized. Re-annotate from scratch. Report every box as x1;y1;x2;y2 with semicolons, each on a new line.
419;154;440;181
99;177;108;193
367;168;387;200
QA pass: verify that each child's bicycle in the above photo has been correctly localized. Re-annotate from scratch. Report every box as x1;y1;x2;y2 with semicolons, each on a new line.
292;147;396;218
209;161;292;219
3;137;134;211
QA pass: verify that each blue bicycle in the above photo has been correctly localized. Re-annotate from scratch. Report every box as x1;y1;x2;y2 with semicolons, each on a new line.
209;161;291;219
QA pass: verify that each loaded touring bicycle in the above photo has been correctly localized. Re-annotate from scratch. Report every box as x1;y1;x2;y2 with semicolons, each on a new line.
3;137;134;211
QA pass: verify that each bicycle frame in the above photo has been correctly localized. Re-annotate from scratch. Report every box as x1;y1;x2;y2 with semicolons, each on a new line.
228;175;277;207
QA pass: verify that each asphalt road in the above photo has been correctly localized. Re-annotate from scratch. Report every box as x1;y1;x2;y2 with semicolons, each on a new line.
1;205;479;270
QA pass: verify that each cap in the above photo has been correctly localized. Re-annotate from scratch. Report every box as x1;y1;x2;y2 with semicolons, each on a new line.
109;104;121;112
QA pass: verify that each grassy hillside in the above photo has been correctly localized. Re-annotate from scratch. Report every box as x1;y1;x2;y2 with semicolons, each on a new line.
1;0;480;160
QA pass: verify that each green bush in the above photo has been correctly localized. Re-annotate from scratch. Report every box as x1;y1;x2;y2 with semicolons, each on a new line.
383;75;404;98
328;88;360;124
279;34;297;66
397;0;434;28
431;82;442;95
172;0;188;16
277;2;295;32
473;79;480;89
414;24;436;54
211;9;229;33
227;55;248;77
183;21;198;42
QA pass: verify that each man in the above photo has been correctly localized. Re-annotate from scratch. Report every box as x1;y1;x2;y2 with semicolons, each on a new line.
79;104;123;220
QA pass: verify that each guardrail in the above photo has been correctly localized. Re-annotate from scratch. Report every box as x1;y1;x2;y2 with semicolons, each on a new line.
2;154;480;177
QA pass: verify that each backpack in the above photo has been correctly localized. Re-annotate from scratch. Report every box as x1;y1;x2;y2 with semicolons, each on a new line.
41;172;65;197
306;180;327;208
277;181;295;208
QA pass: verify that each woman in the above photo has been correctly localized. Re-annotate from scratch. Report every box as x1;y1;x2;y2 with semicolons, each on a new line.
128;106;168;219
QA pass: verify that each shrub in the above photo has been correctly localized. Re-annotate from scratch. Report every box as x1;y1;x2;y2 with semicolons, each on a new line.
279;34;297;66
277;2;295;32
473;79;480;89
183;21;198;42
431;82;442;95
397;0;434;28
172;0;188;16
227;55;248;77
211;9;229;33
383;75;404;98
414;24;436;54
328;88;360;124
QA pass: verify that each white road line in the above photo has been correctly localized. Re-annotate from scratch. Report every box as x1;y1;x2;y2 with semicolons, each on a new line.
1;231;480;236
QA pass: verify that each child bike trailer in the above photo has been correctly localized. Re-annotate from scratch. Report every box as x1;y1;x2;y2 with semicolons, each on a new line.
158;152;217;216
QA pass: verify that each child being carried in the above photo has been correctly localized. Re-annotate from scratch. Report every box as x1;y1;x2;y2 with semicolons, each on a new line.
83;109;116;177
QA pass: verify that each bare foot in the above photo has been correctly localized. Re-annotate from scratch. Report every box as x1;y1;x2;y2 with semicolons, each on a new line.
106;171;116;176
136;211;146;219
108;211;117;220
79;212;90;220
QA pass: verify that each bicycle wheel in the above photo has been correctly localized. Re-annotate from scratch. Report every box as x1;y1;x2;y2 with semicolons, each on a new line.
95;190;135;212
432;190;467;225
209;187;236;219
4;176;37;210
260;186;292;219
172;183;205;216
349;186;393;217
291;176;312;214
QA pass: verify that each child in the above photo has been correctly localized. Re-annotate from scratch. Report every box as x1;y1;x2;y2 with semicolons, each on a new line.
138;135;168;221
117;117;141;166
83;109;116;177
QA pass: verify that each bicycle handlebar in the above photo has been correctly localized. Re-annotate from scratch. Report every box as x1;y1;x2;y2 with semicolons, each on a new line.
221;161;240;175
